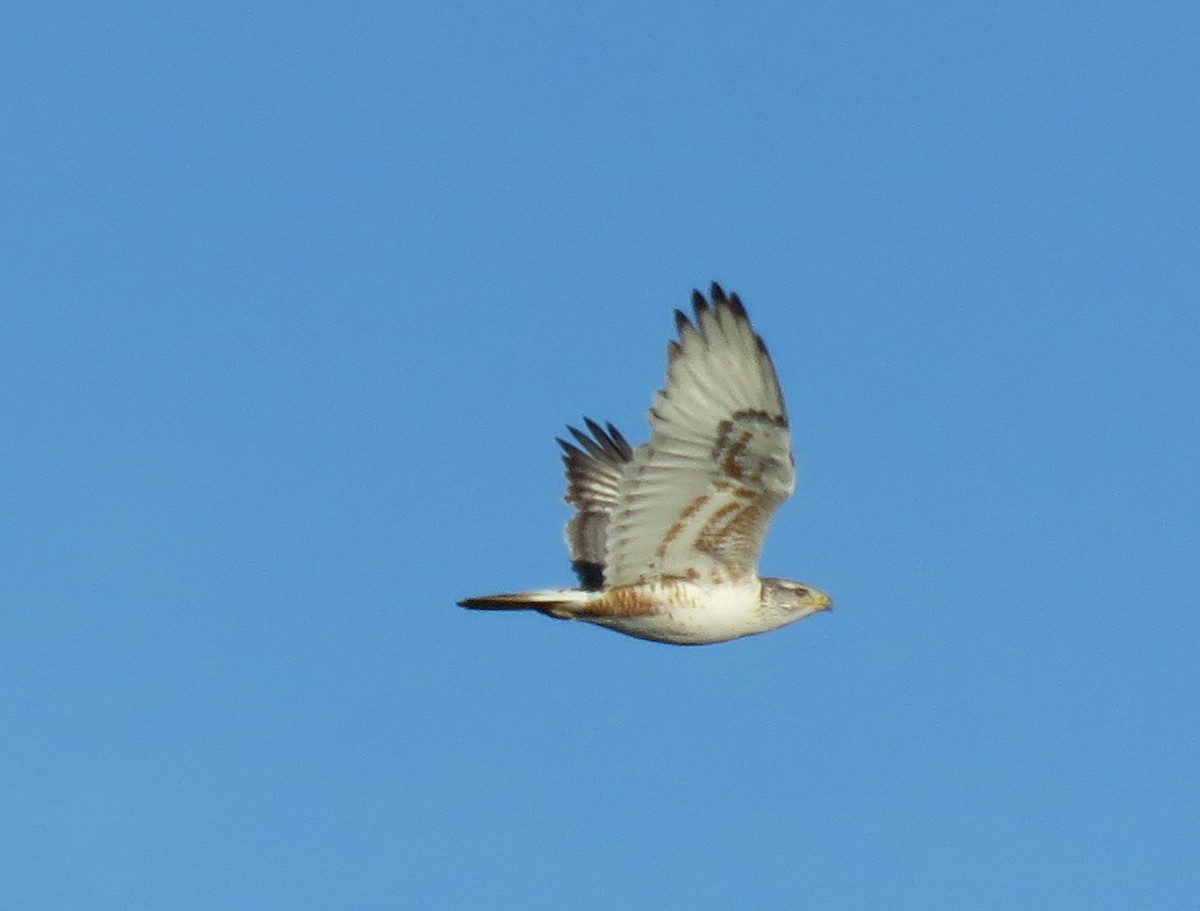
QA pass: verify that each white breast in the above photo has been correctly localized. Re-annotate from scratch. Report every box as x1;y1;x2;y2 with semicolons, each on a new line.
587;578;771;645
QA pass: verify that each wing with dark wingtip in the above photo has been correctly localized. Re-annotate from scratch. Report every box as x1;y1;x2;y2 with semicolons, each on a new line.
557;418;633;590
603;284;795;588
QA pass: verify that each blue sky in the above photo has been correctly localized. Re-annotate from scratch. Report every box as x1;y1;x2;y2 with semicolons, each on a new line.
3;2;1198;908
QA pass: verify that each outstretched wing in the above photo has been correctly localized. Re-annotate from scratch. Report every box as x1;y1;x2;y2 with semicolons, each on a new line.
603;284;795;588
557;418;634;590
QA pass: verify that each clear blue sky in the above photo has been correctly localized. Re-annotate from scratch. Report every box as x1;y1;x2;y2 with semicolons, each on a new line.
3;3;1198;908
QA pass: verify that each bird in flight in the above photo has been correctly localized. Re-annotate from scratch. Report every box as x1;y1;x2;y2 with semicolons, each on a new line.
458;283;831;645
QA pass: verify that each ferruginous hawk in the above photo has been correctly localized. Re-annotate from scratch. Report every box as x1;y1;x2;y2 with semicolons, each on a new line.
458;283;831;645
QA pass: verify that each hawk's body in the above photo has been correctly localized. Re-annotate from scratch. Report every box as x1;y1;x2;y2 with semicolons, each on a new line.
458;284;830;645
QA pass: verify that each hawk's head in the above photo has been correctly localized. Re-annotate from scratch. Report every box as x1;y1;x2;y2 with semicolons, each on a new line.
760;577;833;625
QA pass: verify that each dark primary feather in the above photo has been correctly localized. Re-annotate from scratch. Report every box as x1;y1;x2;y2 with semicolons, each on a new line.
679;282;745;337
674;308;690;336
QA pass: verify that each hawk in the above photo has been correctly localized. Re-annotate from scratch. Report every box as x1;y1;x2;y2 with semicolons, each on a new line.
458;283;831;645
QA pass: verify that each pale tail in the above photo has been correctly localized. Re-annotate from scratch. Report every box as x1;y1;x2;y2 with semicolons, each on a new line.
456;588;593;619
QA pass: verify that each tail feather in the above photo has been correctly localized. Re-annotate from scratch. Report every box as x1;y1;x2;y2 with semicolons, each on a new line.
457;588;591;619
